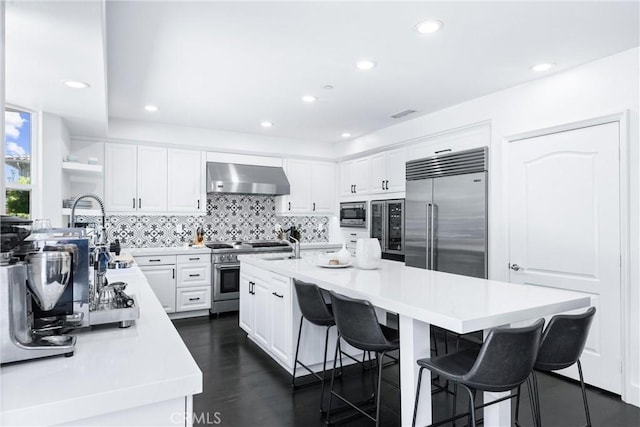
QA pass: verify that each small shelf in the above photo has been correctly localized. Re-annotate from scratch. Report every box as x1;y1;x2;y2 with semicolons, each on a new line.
62;208;103;216
62;162;103;174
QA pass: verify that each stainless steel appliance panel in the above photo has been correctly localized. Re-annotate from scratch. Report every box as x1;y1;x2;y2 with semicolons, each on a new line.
371;200;405;259
340;202;367;228
432;172;487;278
405;179;433;269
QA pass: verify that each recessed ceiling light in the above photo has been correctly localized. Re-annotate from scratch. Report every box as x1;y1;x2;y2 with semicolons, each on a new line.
323;85;334;90
415;20;444;34
144;105;159;112
531;63;556;72
261;121;273;128
63;80;90;89
341;133;352;138
356;60;376;71
302;95;317;103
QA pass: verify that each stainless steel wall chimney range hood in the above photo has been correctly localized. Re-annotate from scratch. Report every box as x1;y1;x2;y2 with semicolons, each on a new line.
206;162;290;195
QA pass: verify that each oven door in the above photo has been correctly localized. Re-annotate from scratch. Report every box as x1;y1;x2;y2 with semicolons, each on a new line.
213;263;240;301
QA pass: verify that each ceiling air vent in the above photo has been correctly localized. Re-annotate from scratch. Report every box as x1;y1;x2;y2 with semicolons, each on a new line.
390;109;417;119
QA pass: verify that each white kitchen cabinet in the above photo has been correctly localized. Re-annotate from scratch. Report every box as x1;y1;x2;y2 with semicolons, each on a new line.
167;149;203;213
252;278;271;348
139;264;176;313
277;159;335;214
342;228;370;255
369;147;406;194
269;273;292;364
176;286;211;312
105;144;167;212
239;272;256;334
340;157;370;196
104;144;137;211
406;124;489;162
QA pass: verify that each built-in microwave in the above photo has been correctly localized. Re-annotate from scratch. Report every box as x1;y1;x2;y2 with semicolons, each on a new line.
340;201;367;228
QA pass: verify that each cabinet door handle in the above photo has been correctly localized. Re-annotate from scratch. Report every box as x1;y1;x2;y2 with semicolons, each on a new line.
350;184;354;193
189;274;200;277
288;202;291;211
132;198;136;209
272;291;284;299
350;240;357;243
189;257;200;261
249;281;254;294
172;268;175;279
197;199;200;209
354;184;357;193
188;297;201;301
313;202;316;211
138;198;142;209
381;180;385;190
434;148;452;154
385;180;389;190
149;259;161;262
350;233;357;236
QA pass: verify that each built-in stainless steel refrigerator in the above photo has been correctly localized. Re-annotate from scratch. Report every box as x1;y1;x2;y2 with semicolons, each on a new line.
370;199;405;261
405;147;488;278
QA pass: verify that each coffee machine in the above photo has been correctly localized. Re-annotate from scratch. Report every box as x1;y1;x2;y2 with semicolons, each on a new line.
0;216;89;364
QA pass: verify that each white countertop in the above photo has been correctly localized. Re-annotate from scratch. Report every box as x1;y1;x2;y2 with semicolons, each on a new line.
127;246;212;255
0;266;202;426
239;254;591;333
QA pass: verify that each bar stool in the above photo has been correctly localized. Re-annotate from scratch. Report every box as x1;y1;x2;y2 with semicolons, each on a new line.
326;291;400;427
291;279;341;412
516;307;596;427
412;319;545;427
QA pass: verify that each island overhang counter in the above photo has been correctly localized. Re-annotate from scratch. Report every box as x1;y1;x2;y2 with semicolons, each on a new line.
239;254;591;427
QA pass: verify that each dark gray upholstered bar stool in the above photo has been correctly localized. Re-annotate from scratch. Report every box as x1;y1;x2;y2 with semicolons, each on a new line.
326;291;400;427
516;307;596;427
412;319;545;427
291;279;341;412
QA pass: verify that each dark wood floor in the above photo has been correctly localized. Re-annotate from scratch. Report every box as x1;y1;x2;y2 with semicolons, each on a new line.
174;313;640;427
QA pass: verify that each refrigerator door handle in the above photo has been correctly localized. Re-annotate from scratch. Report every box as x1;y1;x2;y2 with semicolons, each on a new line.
426;203;431;269
430;203;436;270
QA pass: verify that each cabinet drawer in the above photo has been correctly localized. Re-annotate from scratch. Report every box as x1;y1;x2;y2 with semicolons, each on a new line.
177;253;211;264
176;286;211;312
135;255;176;266
177;264;211;288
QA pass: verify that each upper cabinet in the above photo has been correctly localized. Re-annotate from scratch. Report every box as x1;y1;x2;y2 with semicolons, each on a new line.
167;149;204;212
277;159;336;214
340;157;370;196
368;147;406;194
105;143;203;214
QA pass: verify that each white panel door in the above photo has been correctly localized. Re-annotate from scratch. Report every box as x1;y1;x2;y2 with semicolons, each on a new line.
508;121;621;393
252;279;270;348
104;144;137;211
167;149;202;212
339;161;354;196
369;153;386;194
353;157;370;195
286;159;312;212
385;147;407;193
310;162;335;213
137;146;168;212
140;265;176;313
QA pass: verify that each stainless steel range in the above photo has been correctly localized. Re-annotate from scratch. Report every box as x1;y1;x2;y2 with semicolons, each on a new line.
207;240;292;315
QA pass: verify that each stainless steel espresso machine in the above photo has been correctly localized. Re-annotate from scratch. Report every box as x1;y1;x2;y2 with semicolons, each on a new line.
0;216;86;364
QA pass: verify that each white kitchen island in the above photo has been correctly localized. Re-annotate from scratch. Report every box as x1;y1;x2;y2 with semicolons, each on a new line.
0;265;202;427
239;254;591;427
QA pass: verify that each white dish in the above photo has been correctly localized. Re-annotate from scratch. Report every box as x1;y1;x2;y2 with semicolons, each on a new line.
317;261;352;269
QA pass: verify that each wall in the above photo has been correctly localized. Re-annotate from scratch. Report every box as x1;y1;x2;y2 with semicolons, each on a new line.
101;118;335;160
40;113;70;226
334;47;640;405
75;194;329;248
0;1;5;213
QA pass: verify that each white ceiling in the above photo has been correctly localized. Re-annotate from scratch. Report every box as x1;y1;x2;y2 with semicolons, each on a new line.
6;2;640;144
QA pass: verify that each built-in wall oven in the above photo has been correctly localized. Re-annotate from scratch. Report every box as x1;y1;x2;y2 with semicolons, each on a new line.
207;241;292;315
340;201;367;228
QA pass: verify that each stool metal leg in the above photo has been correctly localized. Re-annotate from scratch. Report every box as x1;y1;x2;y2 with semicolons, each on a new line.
459;384;476;427
326;335;341;425
292;316;304;388
375;351;386;427
412;366;425;427
515;384;522;427
577;360;592;427
319;325;331;413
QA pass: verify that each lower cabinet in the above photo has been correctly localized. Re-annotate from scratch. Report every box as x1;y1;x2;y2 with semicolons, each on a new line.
239;263;357;374
137;253;212;317
139;264;176;314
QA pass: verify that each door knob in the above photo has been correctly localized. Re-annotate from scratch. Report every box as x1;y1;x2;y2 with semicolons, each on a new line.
509;263;523;271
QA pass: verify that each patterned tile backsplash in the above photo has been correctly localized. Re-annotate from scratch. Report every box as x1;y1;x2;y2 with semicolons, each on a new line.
75;194;329;248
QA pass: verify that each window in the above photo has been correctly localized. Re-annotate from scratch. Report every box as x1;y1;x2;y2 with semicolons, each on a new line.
5;108;32;218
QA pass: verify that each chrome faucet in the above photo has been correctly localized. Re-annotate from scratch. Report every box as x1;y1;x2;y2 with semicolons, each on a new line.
282;236;301;259
70;194;107;245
